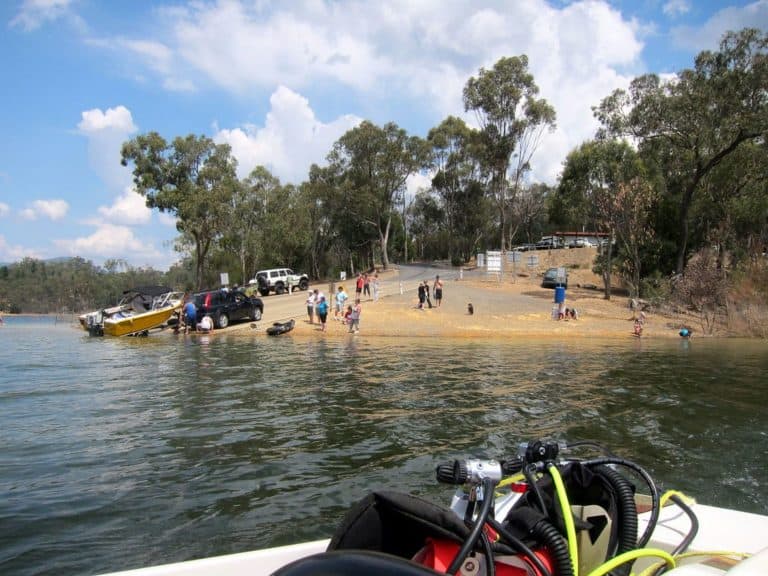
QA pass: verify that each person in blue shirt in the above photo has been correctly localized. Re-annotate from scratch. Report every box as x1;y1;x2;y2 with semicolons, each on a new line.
183;297;197;333
316;296;329;332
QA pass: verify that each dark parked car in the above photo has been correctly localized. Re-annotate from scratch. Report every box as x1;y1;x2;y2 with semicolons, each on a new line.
193;289;263;329
541;267;568;289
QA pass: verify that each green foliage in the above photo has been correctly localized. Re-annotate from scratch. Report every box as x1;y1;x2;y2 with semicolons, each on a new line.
324;120;430;269
0;257;174;314
121;133;238;289
463;55;556;251
595;28;768;273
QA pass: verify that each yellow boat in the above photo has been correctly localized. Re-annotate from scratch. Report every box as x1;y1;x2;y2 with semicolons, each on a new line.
79;286;177;334
101;291;183;337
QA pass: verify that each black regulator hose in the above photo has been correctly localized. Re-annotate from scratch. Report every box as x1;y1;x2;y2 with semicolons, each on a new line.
479;531;496;576
583;457;659;548
530;518;574;576
446;477;496;576
486;517;553;576
592;464;639;575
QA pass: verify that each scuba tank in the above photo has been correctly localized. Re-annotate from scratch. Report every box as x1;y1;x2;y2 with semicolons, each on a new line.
305;439;666;576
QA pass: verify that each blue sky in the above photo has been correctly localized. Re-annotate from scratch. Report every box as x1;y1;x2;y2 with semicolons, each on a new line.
1;0;766;270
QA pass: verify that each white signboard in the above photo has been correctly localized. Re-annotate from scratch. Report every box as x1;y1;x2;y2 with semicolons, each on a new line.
220;272;229;286
508;251;522;263
340;271;347;281
477;253;485;267
527;255;539;268
486;250;502;272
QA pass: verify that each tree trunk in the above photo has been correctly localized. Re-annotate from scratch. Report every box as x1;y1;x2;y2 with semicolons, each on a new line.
602;238;613;300
675;184;696;274
379;216;391;269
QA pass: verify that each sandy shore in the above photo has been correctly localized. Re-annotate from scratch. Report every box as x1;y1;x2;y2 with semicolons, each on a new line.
228;267;691;341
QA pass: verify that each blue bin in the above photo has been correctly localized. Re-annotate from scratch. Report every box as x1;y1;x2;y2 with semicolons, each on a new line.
554;286;566;304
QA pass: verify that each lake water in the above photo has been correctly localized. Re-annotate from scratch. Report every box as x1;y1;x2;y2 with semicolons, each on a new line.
1;316;766;576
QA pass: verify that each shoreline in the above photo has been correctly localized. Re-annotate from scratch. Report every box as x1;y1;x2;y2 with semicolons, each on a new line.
228;273;695;341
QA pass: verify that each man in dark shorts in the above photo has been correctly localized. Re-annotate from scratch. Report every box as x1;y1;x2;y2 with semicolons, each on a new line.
433;275;443;307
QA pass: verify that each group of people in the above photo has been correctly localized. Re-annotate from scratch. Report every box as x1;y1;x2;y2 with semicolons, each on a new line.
179;294;214;334
417;275;443;310
353;272;380;302
305;287;362;333
559;305;578;320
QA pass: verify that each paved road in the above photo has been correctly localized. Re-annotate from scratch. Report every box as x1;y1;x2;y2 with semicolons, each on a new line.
254;263;461;327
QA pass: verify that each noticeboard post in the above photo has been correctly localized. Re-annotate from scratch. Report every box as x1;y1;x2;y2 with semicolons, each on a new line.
486;251;502;280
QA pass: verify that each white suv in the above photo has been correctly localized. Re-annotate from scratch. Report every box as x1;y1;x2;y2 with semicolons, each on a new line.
250;268;309;296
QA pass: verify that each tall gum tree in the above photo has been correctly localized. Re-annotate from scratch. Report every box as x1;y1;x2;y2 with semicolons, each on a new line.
121;133;238;289
463;56;556;252
558;140;651;299
427;116;490;263
594;28;768;274
326;121;430;270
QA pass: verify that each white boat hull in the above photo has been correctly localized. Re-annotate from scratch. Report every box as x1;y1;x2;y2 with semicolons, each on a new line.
99;502;768;576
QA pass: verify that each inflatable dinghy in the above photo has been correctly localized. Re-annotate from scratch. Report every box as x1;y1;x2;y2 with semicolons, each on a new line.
267;319;295;336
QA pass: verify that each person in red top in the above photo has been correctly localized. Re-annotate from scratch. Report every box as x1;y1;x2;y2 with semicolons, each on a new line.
355;273;364;298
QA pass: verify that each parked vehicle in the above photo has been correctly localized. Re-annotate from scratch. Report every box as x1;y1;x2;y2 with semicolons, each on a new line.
250;268;309;296
568;238;591;248
535;236;564;250
513;243;537;252
193;289;263;329
541;267;568;288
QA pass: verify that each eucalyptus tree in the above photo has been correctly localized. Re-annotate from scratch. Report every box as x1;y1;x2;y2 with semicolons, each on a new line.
559;140;652;299
513;182;550;244
427;116;490;263
594;28;768;274
463;56;556;252
121;133;238;289
220;166;278;283
695;140;768;264
326;121;430;269
408;190;445;261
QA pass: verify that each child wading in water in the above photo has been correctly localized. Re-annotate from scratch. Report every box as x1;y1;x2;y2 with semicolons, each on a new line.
349;299;361;333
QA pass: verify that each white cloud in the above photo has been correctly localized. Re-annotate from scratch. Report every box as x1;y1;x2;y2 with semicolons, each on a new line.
123;1;643;185
20;199;69;221
96;188;152;225
157;212;178;228
0;235;40;261
215;86;363;183
670;1;768;52
406;172;433;199
10;0;75;31
77;105;138;193
52;223;170;267
662;0;691;18
78;105;137;133
0;202;9;217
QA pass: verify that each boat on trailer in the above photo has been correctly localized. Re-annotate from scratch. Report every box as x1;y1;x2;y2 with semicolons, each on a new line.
79;286;181;336
97;440;768;576
102;290;183;337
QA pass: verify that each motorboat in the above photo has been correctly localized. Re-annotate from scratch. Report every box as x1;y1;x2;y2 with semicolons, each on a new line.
96;439;768;575
79;286;179;335
102;290;183;337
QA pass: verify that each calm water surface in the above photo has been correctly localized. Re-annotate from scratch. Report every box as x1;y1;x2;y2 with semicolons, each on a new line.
1;317;766;576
